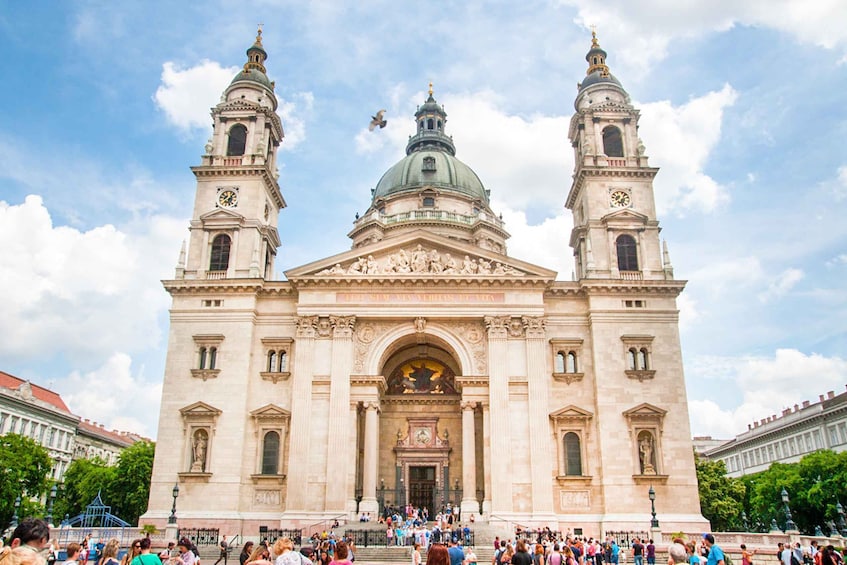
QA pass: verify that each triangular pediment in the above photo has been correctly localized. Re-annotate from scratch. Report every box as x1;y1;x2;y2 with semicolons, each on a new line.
199;208;244;222
623;402;668;426
250;404;291;421
179;401;222;418
601;208;649;225
550;405;594;422
285;230;557;280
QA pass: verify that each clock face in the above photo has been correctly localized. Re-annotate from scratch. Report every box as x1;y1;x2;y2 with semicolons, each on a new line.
218;190;238;208
610;190;631;208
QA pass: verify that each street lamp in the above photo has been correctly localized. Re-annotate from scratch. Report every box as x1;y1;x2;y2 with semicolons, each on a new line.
837;501;847;536
648;486;659;528
11;495;21;529
168;482;180;524
781;487;797;532
46;484;58;526
741;510;749;531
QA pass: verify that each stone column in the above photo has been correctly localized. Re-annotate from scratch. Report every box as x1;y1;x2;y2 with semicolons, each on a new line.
325;316;356;513
460;401;478;517
285;316;317;513
346;401;360;517
523;316;556;521
484;315;512;512
481;402;492;515
360;401;380;514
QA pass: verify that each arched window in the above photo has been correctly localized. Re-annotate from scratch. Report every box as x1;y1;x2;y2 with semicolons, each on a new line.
639;348;650;370
616;235;638;271
226;124;248;156
628;348;638;370
199;347;208;369
567;352;578;373
555;352;565;373
564;432;582;476
602;126;623;157
209;235;231;272
261;431;280;474
267;351;277;372
208;347;217;370
427;118;434;130
279;351;288;372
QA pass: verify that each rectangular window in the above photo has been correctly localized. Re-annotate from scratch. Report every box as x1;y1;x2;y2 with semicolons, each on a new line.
48;427;55;447
839;423;847;443
813;430;822;449
829;426;839;446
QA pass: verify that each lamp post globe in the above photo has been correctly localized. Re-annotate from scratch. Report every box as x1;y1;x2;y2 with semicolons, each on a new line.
780;487;797;532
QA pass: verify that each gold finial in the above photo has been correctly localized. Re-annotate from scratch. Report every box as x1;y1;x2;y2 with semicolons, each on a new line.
428;82;433;97
256;23;264;44
590;24;599;47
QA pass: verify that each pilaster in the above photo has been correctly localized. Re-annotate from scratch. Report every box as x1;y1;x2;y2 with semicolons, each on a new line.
484;315;512;513
523;316;556;522
325;315;356;512
285;316;317;512
360;401;380;514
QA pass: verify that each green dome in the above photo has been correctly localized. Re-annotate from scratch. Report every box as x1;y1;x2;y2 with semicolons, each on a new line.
373;148;488;203
230;68;273;90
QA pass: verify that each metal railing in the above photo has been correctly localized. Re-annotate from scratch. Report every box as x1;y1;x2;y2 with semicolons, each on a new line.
178;528;221;546
258;528;303;545
605;531;649;546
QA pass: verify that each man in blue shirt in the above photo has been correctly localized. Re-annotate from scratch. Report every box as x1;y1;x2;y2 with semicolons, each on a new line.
448;540;464;565
704;534;725;565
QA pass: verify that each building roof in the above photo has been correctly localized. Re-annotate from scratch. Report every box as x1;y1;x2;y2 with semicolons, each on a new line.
77;418;138;448
0;370;73;414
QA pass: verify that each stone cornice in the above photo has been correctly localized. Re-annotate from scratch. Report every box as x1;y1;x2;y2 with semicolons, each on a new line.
382;395;461;406
579;279;687;296
191;164;285;209
287;276;552;289
566;166;659;209
163;279;295;295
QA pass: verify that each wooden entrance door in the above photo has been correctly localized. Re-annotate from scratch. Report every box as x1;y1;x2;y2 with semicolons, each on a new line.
408;465;436;511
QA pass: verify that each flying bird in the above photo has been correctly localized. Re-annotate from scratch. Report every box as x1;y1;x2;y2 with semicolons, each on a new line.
369;109;387;131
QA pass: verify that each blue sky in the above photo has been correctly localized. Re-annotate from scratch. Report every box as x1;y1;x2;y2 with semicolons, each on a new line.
1;1;846;439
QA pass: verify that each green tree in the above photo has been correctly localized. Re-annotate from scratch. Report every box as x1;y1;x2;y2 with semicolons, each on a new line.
0;434;53;531
106;441;155;525
53;457;117;522
696;455;747;531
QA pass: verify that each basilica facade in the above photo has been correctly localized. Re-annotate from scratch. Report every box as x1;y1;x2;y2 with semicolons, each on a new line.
144;30;708;533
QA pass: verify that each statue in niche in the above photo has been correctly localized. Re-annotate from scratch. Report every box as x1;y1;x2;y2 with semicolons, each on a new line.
638;431;656;475
191;429;208;472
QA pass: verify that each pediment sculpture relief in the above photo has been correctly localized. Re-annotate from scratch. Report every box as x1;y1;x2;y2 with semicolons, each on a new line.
315;244;525;277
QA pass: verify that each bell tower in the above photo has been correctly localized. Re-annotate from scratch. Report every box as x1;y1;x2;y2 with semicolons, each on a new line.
566;32;673;281
178;27;286;281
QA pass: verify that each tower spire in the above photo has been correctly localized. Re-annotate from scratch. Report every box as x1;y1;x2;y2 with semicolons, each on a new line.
585;28;610;77
243;25;268;74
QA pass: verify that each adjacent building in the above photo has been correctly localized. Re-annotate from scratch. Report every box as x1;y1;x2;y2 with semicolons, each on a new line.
705;387;847;478
143;30;707;533
0;370;143;480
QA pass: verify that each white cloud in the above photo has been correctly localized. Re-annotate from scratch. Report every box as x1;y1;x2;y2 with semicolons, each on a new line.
826;254;847;268
153;60;313;149
58;353;162;438
563;0;847;75
496;206;573;278
638;84;738;214
688;349;847;437
154;60;238;132
757;267;804;303
0;195;184;362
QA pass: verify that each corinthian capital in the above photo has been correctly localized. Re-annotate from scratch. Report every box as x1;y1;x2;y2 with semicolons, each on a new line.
296;315;319;337
330;315;356;337
521;316;547;338
484;315;510;339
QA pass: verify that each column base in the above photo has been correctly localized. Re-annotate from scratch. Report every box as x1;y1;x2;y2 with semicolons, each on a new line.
165;523;179;542
482;500;492;517
359;497;379;516
461;499;480;522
